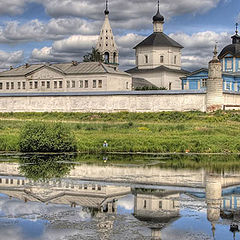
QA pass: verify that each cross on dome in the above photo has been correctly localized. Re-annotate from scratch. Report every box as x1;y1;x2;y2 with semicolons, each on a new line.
153;0;164;22
104;0;109;15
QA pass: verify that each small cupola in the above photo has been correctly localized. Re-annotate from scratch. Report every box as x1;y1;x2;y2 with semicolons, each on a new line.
153;1;164;23
153;1;164;33
231;23;240;44
104;0;109;15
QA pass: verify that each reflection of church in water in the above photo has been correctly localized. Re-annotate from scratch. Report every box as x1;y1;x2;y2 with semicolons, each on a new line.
1;168;240;239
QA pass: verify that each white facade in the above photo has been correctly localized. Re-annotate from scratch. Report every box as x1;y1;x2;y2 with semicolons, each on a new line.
136;45;182;71
0;62;132;93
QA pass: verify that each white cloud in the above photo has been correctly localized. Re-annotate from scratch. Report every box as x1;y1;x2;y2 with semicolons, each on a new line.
0;18;99;44
31;35;98;63
0;0;28;15
0;50;24;70
39;0;221;20
169;31;231;70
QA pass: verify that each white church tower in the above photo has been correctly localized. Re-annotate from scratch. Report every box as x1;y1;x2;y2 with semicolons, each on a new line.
96;0;119;65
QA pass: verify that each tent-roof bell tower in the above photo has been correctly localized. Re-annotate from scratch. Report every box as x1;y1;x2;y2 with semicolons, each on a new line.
96;0;119;66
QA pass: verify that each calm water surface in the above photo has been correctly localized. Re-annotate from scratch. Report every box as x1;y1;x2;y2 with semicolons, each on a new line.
0;154;239;240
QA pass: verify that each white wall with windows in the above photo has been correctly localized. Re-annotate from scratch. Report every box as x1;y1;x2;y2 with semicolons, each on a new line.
135;46;182;70
0;67;132;93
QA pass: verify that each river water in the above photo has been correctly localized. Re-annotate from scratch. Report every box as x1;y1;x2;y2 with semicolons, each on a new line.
0;154;240;240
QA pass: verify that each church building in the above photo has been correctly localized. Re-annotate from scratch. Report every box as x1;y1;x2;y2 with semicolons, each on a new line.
182;24;240;92
126;1;189;90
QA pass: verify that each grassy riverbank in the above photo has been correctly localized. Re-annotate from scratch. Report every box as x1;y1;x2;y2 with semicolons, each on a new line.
1;111;240;153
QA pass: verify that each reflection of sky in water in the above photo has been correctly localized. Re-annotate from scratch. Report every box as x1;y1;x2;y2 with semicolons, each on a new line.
1;190;240;239
117;194;134;215
0;194;239;240
0;218;47;240
163;208;238;240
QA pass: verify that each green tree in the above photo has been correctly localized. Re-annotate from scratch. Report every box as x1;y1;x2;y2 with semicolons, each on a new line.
19;121;77;153
83;48;103;62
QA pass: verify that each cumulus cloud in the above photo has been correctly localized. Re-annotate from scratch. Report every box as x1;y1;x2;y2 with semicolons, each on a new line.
170;31;231;70
0;18;100;43
0;50;24;70
39;0;221;20
31;35;98;63
0;0;232;71
0;0;28;15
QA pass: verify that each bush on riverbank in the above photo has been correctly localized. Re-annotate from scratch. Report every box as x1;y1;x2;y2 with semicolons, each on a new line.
19;122;77;152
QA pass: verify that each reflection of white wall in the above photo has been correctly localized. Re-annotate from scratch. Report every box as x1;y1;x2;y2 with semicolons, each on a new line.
134;192;180;218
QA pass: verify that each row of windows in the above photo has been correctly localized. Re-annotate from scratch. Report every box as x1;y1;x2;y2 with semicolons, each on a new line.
102;29;112;34
99;43;115;47
0;80;103;90
0;178;25;185
0;178;103;191
143;200;176;209
144;55;177;64
224;58;240;72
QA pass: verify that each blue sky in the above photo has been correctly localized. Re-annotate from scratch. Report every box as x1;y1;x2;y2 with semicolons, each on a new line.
0;0;238;71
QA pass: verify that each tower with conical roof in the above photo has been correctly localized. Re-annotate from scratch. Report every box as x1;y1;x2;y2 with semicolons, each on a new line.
96;0;119;66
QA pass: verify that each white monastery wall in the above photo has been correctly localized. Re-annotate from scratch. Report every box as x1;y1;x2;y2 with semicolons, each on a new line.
0;91;206;112
223;92;240;109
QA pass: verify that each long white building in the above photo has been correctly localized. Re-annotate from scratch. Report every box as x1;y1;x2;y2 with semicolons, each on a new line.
0;62;131;93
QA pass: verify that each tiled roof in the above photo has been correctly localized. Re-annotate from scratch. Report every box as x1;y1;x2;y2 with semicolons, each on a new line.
0;62;129;77
126;65;189;75
132;77;158;89
133;32;183;49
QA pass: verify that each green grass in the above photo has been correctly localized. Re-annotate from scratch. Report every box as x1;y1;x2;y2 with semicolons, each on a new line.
1;111;240;153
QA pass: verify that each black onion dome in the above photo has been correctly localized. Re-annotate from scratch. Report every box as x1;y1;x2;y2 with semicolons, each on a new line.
218;43;240;59
104;9;109;15
218;31;240;59
153;9;164;22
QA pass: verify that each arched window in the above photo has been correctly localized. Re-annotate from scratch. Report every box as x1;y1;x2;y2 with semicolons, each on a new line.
174;56;177;64
145;55;148;64
104;52;110;63
160;56;164;63
113;52;117;64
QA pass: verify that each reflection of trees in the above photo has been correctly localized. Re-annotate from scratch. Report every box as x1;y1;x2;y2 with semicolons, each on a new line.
156;155;240;173
19;155;75;181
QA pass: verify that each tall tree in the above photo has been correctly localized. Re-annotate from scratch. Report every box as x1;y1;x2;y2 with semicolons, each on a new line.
83;48;103;62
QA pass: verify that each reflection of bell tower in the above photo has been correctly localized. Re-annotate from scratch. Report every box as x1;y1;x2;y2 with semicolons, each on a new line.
151;228;162;240
205;174;222;239
96;0;119;65
97;199;117;240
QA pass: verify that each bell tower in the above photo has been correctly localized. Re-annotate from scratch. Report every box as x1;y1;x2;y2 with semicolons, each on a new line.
96;0;119;66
